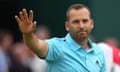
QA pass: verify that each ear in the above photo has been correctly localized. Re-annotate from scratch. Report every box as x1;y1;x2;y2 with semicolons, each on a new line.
90;19;94;29
65;21;70;31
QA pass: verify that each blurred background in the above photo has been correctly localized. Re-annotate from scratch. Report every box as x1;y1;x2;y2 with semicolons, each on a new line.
0;0;120;72
1;0;120;42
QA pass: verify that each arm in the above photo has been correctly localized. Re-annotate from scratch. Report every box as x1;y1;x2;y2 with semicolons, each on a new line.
15;9;48;57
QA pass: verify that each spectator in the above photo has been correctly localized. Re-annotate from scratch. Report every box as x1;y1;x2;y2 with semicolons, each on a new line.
97;42;113;72
104;37;120;72
10;42;32;72
0;29;14;72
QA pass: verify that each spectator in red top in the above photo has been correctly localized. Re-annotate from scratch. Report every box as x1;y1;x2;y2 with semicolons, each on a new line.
104;37;120;72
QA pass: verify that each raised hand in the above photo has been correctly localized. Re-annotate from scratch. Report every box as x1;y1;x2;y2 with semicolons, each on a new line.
15;8;37;34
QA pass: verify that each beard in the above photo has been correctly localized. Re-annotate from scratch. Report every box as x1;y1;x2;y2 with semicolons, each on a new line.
70;31;90;42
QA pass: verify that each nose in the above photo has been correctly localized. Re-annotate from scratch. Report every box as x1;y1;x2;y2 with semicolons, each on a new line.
79;21;84;28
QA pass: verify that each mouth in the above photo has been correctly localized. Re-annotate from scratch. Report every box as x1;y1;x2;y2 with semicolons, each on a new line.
78;31;86;35
79;31;86;33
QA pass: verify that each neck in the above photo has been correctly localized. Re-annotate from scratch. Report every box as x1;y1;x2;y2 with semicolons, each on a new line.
74;37;89;50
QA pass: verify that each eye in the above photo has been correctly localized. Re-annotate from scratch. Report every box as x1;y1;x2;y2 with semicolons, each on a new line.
72;20;80;24
83;19;89;23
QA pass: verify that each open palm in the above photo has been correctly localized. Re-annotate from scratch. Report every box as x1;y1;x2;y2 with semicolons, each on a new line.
15;9;36;34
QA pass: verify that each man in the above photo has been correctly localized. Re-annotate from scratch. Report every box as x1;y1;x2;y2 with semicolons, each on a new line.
15;4;106;72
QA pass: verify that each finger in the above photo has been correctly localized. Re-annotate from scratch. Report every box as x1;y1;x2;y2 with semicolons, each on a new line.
19;11;24;21
15;15;21;24
22;8;28;20
29;10;33;21
33;21;37;29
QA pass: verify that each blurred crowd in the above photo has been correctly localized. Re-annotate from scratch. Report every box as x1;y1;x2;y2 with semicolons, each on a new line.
0;24;120;72
0;25;51;72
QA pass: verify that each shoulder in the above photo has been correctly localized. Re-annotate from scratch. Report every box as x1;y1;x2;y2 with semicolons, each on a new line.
92;42;104;54
45;37;65;44
44;37;65;61
44;37;65;52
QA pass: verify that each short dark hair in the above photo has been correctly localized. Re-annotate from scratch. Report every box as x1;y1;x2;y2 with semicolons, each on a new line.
66;4;91;21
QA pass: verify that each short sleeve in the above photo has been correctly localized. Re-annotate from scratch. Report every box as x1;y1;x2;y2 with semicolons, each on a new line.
44;38;62;61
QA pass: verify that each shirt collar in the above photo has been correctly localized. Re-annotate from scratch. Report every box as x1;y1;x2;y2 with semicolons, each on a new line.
65;33;81;50
64;33;95;52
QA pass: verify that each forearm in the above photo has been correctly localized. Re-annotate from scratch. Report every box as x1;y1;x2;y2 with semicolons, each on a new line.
23;33;48;57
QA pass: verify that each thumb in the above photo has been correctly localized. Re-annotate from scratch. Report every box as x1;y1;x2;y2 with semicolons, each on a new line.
33;21;37;30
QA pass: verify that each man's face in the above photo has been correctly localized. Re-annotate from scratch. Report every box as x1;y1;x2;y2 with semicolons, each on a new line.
65;8;94;40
